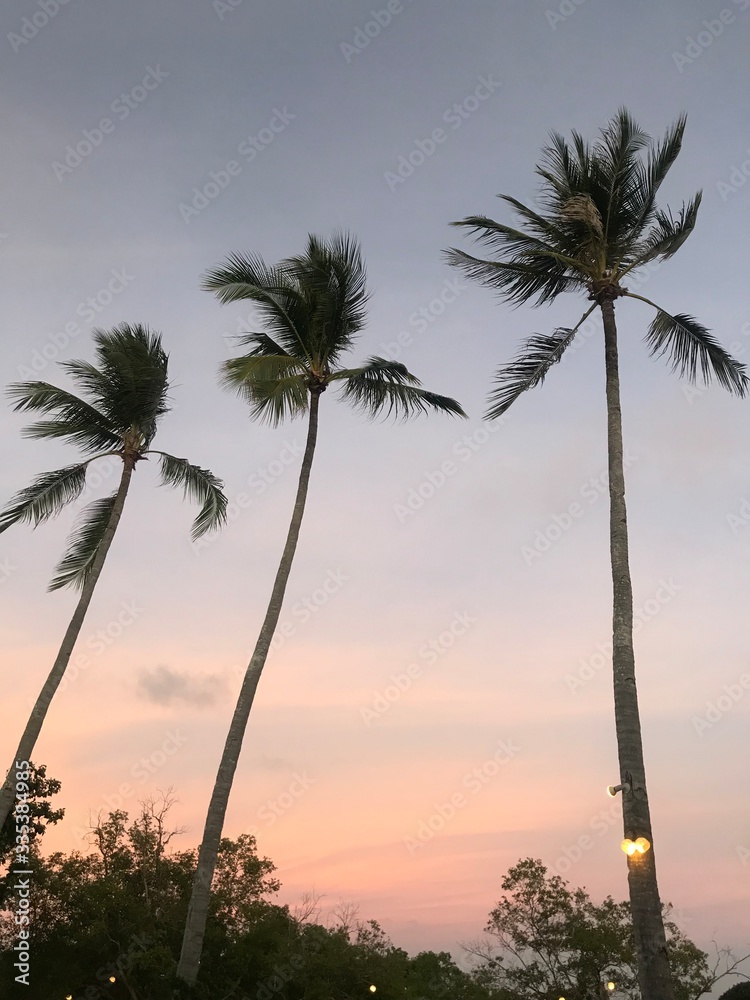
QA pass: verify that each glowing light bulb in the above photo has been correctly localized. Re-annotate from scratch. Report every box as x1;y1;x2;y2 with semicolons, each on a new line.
109;976;116;983
621;838;637;855
635;837;651;854
607;982;616;991
369;988;377;994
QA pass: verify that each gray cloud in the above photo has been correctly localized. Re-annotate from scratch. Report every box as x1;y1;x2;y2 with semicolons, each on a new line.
135;664;228;708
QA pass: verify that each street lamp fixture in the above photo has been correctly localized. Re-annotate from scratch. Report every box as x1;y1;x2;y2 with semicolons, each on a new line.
607;782;630;797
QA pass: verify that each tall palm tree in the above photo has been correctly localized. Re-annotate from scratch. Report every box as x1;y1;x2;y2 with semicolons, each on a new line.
0;323;227;830
176;232;466;986
445;110;748;1000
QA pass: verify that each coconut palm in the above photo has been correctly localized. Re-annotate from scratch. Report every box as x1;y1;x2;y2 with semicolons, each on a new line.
176;232;466;986
0;323;227;830
445;109;748;1000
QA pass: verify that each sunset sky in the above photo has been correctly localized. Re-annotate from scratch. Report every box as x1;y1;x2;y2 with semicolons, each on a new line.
1;0;749;979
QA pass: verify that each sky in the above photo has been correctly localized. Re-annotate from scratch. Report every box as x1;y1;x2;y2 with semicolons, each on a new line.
1;0;749;982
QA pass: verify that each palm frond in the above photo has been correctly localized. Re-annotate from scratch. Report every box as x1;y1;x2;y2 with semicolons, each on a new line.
86;324;170;444
625;192;702;270
49;493;118;591
222;353;307;387
633;299;749;396
7;381;120;453
0;464;89;532
624;114;687;235
232;332;291;356
443;249;585;307
486;306;597;420
221;362;310;426
281;231;370;365
152;452;228;538
202;255;311;362
450;216;583;271
338;357;466;421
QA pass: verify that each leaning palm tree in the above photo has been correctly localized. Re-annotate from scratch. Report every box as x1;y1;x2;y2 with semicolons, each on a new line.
176;232;466;986
0;323;227;830
445;110;748;1000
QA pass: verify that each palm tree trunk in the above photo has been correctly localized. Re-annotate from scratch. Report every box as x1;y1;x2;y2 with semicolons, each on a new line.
601;297;674;1000
0;458;134;832
176;389;321;988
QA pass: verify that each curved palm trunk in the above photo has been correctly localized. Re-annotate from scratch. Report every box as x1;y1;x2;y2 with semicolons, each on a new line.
601;297;674;1000
176;390;321;988
0;458;135;831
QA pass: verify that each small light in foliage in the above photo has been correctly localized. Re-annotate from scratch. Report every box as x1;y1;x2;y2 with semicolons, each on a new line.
607;982;616;991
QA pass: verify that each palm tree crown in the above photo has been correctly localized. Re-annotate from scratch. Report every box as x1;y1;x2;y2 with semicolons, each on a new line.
0;323;227;588
445;108;748;414
205;231;466;422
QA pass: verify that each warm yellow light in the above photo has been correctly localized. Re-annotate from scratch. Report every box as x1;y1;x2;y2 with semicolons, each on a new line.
66;996;73;1000
369;988;377;994
607;982;616;991
109;976;117;983
622;836;651;855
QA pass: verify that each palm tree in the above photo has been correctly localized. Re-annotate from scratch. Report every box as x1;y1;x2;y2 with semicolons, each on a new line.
0;323;227;831
445;110;748;1000
176;232;466;986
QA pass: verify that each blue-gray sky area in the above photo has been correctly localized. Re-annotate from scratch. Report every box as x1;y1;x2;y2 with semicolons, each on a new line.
1;0;749;973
